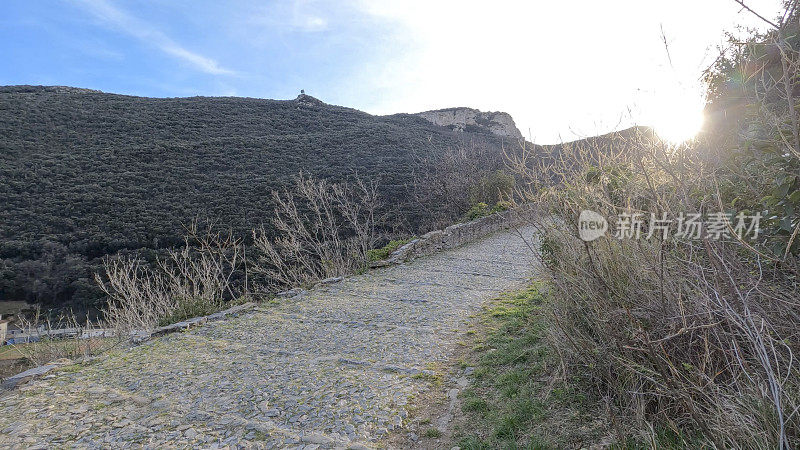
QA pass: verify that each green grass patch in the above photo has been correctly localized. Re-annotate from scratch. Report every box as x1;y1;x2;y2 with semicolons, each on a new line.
424;428;443;438
411;370;443;385
454;284;606;448
462;396;489;413
461;201;512;222
158;298;222;327
58;363;83;373
252;430;268;441
367;238;415;262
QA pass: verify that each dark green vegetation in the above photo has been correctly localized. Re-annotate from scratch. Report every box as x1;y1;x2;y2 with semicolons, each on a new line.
703;16;800;257
366;238;414;262
461;200;511;222
454;286;606;449
0;86;517;311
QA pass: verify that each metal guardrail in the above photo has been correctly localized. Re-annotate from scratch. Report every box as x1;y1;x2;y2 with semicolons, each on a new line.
1;302;257;390
3;328;116;345
3;302;256;346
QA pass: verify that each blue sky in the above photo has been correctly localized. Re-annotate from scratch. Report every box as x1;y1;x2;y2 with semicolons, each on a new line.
1;1;401;102
0;0;783;143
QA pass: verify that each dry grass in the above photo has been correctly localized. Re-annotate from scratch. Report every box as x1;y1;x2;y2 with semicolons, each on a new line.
507;131;800;447
251;172;382;290
0;340;110;362
498;6;800;446
1;308;117;379
96;220;243;337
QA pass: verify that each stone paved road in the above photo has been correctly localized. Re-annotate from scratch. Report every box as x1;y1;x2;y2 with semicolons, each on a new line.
0;227;537;449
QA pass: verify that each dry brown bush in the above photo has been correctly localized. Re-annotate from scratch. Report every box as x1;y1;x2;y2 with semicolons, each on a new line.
96;220;243;336
510;128;800;447
512;128;799;447
251;172;381;290
410;138;512;229
505;4;800;446
9;307;113;368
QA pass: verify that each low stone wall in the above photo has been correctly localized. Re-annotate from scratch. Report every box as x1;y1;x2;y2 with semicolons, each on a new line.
370;206;534;268
131;302;256;343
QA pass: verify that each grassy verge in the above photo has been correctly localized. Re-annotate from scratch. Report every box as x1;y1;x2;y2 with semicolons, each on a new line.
452;284;608;449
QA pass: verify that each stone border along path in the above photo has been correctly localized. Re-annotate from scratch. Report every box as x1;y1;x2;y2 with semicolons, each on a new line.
0;226;539;449
0;303;258;391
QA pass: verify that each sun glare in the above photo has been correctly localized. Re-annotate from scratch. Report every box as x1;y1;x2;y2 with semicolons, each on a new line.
649;91;705;144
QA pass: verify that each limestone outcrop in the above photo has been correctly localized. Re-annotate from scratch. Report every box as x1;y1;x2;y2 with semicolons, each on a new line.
416;107;523;140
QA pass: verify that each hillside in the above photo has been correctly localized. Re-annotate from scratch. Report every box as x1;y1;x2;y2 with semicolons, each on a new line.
0;85;521;310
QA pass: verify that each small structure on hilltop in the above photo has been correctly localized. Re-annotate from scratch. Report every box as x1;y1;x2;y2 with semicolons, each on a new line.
295;90;324;107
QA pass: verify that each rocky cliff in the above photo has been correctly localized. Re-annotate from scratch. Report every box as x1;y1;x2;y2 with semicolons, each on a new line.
415;107;523;140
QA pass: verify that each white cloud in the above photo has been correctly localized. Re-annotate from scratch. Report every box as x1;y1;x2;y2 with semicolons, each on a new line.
76;0;236;76
246;0;330;33
299;15;327;31
289;0;330;32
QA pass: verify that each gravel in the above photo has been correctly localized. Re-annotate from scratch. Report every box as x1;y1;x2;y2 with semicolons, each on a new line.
0;227;537;448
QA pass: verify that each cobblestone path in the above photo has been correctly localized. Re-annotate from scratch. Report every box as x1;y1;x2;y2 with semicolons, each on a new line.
0;227;537;449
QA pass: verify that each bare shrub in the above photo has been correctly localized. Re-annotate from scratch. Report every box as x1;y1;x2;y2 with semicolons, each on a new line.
411;138;512;229
510;120;800;447
502;5;800;444
96;220;243;336
251;173;381;291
